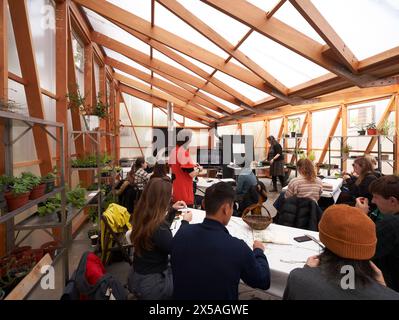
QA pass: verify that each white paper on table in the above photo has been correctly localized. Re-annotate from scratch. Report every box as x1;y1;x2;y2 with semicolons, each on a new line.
253;229;291;245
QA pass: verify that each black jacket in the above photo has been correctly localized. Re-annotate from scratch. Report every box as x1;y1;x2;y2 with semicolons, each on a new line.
275;196;323;231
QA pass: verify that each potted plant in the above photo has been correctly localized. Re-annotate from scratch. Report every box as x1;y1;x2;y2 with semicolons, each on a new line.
93;95;109;120
37;195;66;222
378;120;392;136
0;175;14;211
4;177;31;211
357;126;366;136
366;123;377;135
342;144;352;155
42;167;57;193
67;186;86;209
21;172;46;200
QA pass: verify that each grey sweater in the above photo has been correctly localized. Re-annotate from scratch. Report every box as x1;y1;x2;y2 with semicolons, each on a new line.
283;266;399;300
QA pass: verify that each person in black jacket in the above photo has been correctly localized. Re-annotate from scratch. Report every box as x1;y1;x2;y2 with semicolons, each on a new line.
338;156;377;207
128;177;192;300
265;136;285;192
171;182;270;300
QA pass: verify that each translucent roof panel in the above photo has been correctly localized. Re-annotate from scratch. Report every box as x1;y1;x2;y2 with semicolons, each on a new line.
106;0;151;22
274;1;325;44
246;0;281;12
153;73;185;87
84;8;150;56
199;105;223;118
213;70;270;102
152;49;203;80
312;0;399;60
169;48;216;74
177;0;250;46
239;31;329;88
154;2;229;60
198;90;243;112
104;48;151;75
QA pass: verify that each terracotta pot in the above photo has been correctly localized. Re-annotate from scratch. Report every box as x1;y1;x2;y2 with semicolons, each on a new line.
42;178;55;193
4;192;30;211
367;128;377;135
29;183;46;200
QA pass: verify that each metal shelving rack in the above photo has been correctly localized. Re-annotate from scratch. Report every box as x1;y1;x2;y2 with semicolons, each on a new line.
0;110;69;293
282;136;308;177
68;131;116;227
328;135;396;175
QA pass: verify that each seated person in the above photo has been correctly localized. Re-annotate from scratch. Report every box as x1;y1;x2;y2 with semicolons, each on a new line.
150;162;170;180
236;161;258;213
116;164;138;214
284;204;399;300
134;157;150;191
285;158;323;203
364;154;383;178
337;157;377;206
171;182;270;300
128;178;192;300
274;158;322;212
356;175;399;292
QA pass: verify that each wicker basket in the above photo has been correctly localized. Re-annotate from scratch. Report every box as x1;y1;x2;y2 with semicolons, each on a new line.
242;204;272;230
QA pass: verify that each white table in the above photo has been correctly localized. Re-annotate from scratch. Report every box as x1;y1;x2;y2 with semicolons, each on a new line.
195;177;236;196
172;209;321;298
282;177;343;202
227;164;269;176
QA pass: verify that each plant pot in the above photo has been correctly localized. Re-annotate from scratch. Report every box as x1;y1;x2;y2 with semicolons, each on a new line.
290;132;296;138
296;133;303;137
4;192;30;211
87;228;99;239
284;134;290;138
90;234;99;247
381;154;389;160
29;184;46;200
56;208;69;223
367;128;377;135
42;178;55;193
358;130;365;136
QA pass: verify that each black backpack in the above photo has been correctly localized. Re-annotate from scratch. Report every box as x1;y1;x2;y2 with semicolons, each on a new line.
61;252;127;300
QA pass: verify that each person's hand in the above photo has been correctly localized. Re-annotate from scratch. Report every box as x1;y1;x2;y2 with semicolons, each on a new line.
270;159;274;165
253;240;265;251
370;261;386;286
306;255;320;268
343;174;351;180
182;211;192;222
172;200;187;210
355;197;369;214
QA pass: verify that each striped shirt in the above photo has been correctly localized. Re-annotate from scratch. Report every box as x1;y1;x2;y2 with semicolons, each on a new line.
285;176;323;203
135;168;150;191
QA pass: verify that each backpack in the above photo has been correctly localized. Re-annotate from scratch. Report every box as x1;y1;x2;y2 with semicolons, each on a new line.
61;252;127;300
240;179;268;215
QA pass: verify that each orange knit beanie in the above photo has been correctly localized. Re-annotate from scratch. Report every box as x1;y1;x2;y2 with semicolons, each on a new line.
318;204;377;260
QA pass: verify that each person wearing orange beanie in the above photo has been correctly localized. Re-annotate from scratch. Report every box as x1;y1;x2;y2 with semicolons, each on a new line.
283;204;399;300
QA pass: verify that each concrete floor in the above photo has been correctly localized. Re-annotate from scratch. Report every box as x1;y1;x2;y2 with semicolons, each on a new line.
65;177;282;300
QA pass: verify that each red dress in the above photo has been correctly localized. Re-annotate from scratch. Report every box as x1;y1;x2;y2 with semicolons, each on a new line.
169;146;195;205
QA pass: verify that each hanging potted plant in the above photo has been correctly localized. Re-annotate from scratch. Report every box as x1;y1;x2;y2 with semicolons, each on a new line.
366;123;377;135
21;172;46;200
377;120;392;136
4;177;31;211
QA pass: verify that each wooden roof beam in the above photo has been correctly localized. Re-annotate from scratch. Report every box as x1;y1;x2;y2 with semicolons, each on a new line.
201;0;377;87
119;84;211;126
114;72;219;121
156;0;289;95
266;0;287;19
290;0;358;73
106;57;229;116
92;32;236;111
73;0;271;94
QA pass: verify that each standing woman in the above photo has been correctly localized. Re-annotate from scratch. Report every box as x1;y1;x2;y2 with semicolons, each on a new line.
129;178;192;300
266;136;285;192
169;129;202;207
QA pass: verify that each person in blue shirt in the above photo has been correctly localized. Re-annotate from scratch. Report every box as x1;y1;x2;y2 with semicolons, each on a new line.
236;162;257;197
171;182;270;300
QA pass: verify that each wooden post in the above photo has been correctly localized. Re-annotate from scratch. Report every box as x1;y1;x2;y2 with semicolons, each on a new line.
9;0;53;175
115;88;120;162
341;104;348;172
99;65;106;153
307;111;312;155
265;120;270;157
56;0;69;183
0;0;8;257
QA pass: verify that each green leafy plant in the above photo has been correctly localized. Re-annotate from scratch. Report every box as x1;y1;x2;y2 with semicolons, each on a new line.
11;177;30;195
342;144;352;154
37;195;61;217
93;95;110;119
88;207;98;224
21;172;42;189
366;122;376;130
378;120;393;136
67;186;86;208
66;88;87;115
0;175;15;188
